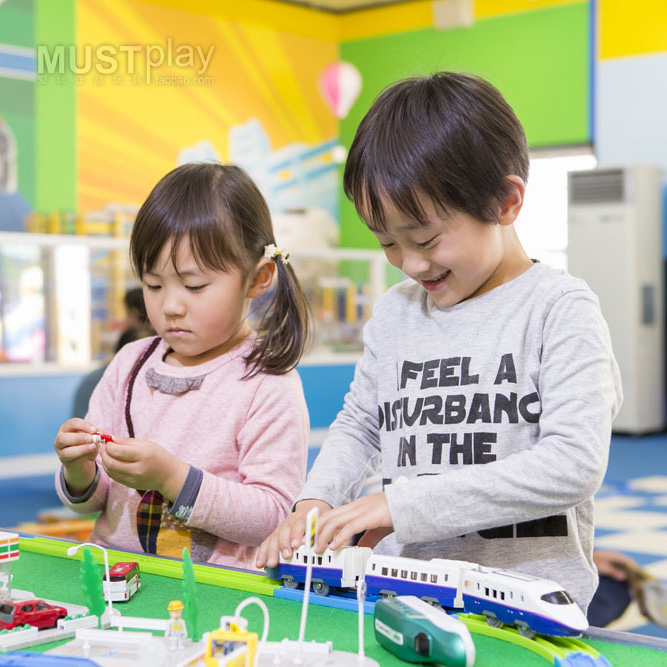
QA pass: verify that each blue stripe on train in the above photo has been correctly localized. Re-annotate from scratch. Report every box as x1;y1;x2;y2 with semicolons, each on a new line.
366;575;458;607
275;563;345;588
462;594;579;636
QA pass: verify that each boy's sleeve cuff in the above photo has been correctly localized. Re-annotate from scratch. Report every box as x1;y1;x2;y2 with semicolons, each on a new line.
168;465;203;522
59;464;100;503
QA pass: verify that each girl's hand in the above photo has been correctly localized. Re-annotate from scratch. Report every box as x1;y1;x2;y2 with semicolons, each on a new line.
54;418;99;493
255;499;333;569
315;492;394;553
100;436;189;501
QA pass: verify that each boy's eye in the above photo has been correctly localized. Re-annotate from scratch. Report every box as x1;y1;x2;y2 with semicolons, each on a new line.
145;284;161;291
379;242;395;249
417;236;438;249
186;284;207;292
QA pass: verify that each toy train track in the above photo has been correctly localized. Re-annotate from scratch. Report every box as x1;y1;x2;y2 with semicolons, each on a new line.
456;614;611;666
17;535;280;597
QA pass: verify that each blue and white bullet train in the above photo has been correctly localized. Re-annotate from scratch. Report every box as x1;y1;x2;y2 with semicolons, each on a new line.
266;546;589;638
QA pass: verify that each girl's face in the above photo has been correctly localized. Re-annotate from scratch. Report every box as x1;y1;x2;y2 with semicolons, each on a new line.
142;240;252;366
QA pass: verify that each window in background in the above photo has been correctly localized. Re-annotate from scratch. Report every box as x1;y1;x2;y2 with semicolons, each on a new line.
516;148;597;270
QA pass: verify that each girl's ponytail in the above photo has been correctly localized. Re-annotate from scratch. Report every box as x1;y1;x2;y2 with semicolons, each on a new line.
244;256;311;377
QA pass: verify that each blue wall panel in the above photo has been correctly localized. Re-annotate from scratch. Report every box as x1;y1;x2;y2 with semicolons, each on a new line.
0;363;356;458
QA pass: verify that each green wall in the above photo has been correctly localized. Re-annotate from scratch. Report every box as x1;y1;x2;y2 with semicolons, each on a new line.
0;0;76;218
0;0;35;208
34;0;76;213
0;0;33;46
339;2;590;248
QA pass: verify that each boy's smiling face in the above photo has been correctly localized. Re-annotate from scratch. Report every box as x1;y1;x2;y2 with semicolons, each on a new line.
368;184;531;308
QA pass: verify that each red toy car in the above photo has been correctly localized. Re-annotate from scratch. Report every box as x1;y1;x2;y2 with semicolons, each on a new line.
0;599;67;630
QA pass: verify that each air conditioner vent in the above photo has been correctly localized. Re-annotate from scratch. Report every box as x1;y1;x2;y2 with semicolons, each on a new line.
568;169;626;205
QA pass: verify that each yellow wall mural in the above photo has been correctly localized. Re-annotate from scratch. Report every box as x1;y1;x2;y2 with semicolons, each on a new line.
77;0;338;213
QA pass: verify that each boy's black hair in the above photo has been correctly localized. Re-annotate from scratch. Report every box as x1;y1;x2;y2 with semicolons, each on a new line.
343;71;530;229
130;163;311;376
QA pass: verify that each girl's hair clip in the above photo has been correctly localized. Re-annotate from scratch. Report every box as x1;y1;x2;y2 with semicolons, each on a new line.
264;244;291;265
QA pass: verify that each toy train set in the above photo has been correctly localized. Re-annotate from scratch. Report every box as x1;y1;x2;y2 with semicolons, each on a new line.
266;545;589;639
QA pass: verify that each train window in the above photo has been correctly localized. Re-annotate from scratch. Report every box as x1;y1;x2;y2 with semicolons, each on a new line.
421;573;428;582
328;556;332;563
401;570;408;579
411;571;418;580
430;574;437;583
541;590;575;605
414;632;430;657
382;567;388;576
444;574;448;582
501;592;505;601
317;557;322;565
477;583;480;590
510;592;513;599
492;590;497;598
391;569;398;577
485;587;489;597
372;564;376;571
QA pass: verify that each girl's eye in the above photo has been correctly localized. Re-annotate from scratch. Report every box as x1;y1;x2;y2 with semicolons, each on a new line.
145;284;161;291
186;285;207;292
380;242;395;249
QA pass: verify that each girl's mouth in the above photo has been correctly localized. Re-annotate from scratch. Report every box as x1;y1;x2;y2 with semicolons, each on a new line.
421;270;450;291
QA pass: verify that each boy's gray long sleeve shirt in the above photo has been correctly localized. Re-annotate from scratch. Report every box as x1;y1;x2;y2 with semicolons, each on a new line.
298;262;622;611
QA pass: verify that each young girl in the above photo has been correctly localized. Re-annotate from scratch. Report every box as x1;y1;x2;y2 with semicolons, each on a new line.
54;163;311;570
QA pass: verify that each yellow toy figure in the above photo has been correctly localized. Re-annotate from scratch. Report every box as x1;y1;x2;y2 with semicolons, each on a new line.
165;599;188;650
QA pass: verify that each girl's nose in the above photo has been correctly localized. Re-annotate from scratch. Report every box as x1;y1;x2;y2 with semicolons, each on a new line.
162;290;186;317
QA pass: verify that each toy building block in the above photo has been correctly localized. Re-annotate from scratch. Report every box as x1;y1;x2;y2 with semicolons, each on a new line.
0;533;19;564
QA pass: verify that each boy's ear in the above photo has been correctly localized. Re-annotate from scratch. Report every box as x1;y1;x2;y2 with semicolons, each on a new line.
247;257;275;299
498;175;526;226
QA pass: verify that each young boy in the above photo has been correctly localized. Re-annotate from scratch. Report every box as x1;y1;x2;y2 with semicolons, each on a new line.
256;72;622;611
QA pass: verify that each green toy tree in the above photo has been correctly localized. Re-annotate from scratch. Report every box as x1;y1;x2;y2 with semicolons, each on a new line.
181;547;201;641
79;547;106;628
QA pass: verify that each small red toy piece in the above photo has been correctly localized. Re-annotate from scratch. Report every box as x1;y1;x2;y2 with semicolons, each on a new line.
0;599;67;630
92;432;112;446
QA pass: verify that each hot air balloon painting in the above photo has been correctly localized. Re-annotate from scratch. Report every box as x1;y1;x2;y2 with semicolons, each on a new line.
319;61;362;119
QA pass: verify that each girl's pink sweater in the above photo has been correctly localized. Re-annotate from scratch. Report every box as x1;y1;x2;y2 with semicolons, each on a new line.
56;336;309;570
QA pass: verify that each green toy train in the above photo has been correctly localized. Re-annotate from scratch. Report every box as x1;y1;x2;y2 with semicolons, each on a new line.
374;595;475;666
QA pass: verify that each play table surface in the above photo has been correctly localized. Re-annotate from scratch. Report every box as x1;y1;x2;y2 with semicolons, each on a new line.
4;533;667;666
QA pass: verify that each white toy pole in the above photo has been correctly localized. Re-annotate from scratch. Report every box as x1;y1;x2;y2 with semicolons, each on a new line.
296;507;319;663
357;579;366;661
66;542;114;621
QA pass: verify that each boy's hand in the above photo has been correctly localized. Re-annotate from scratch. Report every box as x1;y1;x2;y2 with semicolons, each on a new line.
100;436;189;501
315;492;394;553
256;499;332;569
54;418;100;493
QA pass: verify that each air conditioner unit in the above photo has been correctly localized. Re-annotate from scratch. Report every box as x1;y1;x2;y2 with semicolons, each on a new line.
568;166;665;434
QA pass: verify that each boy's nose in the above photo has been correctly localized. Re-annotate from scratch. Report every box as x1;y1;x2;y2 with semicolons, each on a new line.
401;249;430;276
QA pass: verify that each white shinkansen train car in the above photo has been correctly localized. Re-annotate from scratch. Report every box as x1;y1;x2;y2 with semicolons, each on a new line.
266;545;371;596
365;555;474;609
267;547;588;638
462;566;588;637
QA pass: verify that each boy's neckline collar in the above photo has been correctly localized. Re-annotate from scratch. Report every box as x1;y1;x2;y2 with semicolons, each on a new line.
428;259;541;313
